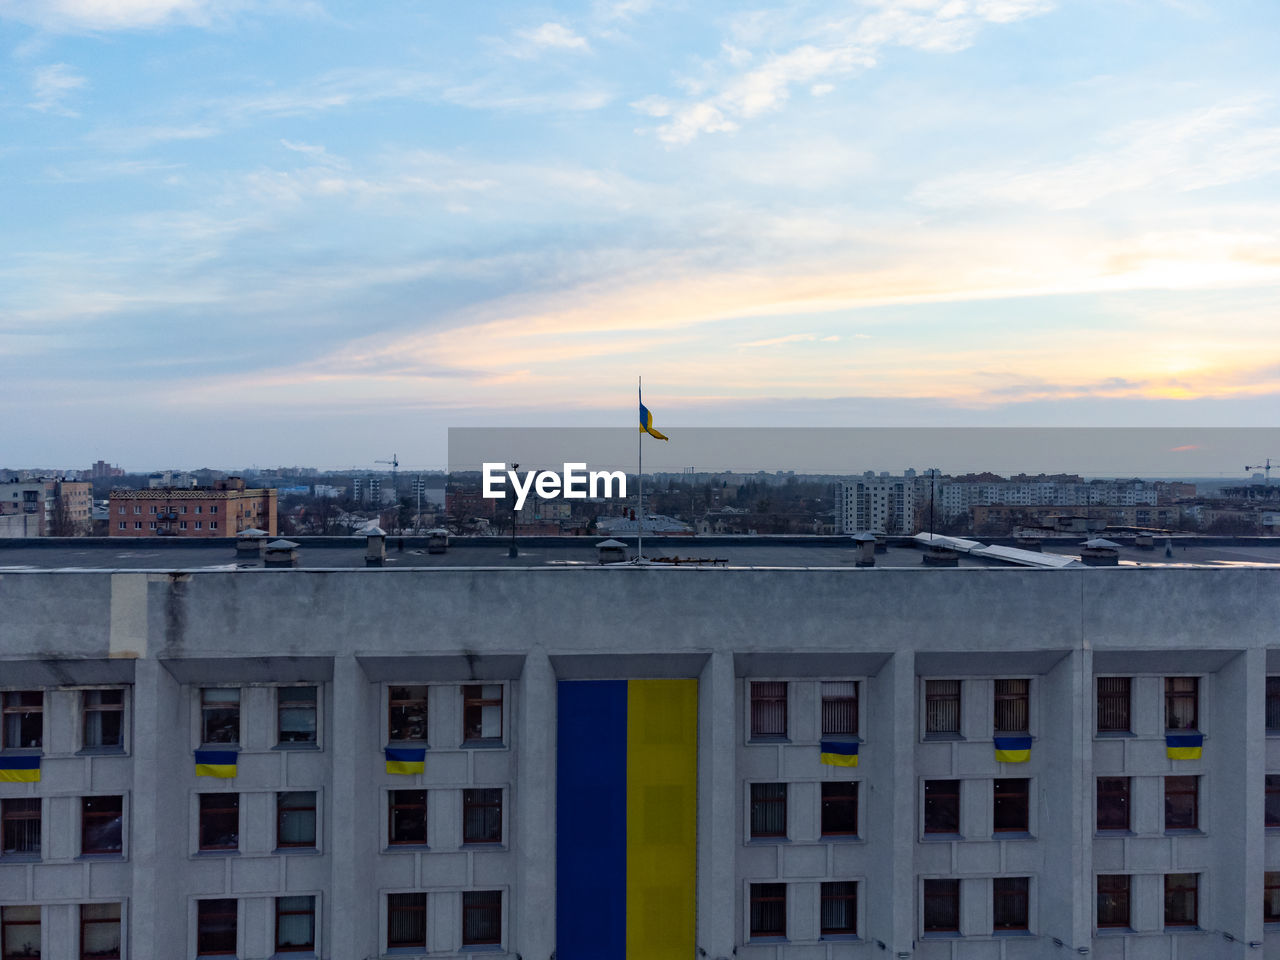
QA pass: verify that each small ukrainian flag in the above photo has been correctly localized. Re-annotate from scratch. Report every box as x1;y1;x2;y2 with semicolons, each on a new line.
819;740;859;767
1166;733;1203;760
0;755;40;783
994;736;1032;763
385;746;426;775
639;393;668;442
194;749;238;778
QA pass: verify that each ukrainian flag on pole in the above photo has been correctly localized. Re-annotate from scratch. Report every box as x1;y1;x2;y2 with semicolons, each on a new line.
639;386;668;441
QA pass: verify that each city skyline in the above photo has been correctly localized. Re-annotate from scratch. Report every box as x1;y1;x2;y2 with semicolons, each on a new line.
3;0;1280;466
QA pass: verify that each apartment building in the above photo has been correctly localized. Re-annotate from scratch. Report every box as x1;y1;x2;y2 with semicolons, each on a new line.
107;478;276;538
2;537;1280;959
835;476;915;533
0;479;92;536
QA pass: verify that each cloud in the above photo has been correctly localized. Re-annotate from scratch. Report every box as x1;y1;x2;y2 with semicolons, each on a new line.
1170;444;1200;452
638;0;1056;143
0;0;319;32
28;63;87;115
86;123;219;150
520;22;589;51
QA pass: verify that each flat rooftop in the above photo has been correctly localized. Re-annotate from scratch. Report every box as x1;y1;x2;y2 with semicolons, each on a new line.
3;534;1280;571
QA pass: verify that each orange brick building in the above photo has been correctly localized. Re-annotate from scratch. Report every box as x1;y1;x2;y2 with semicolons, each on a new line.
108;478;277;537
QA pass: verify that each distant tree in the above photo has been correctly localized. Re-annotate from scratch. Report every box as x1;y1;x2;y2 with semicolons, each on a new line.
49;494;75;537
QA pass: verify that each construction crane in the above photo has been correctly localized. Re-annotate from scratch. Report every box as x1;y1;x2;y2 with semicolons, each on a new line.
375;454;399;493
1246;458;1278;483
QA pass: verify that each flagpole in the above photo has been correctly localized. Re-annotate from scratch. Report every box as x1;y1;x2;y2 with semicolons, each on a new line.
637;376;644;561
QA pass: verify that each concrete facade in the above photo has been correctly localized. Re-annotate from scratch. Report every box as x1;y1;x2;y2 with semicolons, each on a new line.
1;564;1279;959
107;484;277;538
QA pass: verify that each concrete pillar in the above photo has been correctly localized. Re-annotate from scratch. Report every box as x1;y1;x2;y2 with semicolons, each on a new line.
514;647;556;960
696;650;736;958
883;648;917;956
328;655;376;959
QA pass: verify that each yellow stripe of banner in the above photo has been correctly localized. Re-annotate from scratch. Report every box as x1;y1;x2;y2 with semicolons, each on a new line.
195;764;237;778
626;678;697;960
0;769;40;783
1166;747;1202;760
820;752;859;767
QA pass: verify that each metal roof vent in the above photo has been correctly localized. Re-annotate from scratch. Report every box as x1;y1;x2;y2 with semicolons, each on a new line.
597;538;627;564
236;528;269;558
427;528;449;555
921;542;959;567
1080;538;1120;566
264;539;299;568
852;532;876;567
365;526;387;567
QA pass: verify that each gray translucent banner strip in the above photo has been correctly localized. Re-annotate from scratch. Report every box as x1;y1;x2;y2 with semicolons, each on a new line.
447;427;1280;478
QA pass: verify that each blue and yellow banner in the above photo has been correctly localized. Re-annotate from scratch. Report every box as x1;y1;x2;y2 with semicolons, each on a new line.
639;403;668;441
385;746;426;775
820;739;859;767
557;678;696;960
994;736;1032;763
194;749;238;778
1166;733;1203;760
0;755;40;783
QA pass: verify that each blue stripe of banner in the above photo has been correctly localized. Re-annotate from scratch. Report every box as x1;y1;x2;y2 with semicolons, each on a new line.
819;740;858;755
993;736;1033;751
192;750;238;766
384;746;427;763
1166;733;1204;748
557;680;626;960
0;755;40;770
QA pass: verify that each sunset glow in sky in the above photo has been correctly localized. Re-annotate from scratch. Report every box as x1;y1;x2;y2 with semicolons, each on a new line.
3;0;1279;468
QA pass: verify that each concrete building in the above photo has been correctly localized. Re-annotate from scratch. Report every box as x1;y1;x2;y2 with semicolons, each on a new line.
3;536;1280;959
836;476;915;533
107;479;277;538
0;479;92;536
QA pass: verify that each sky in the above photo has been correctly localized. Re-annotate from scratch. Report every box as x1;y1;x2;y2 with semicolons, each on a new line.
2;0;1279;471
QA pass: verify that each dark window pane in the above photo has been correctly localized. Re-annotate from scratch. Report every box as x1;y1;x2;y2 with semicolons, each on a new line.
201;689;239;745
462;891;502;945
81;796;123;855
198;794;239;851
1098;875;1130;927
1097;677;1131;732
1268;776;1280;828
1268;678;1280;732
197;899;237;955
462;685;503;742
388;893;427;949
389;790;427;845
924;780;960;834
1265;872;1280;922
1164;874;1198;926
994;680;1029;733
1164;776;1198;830
821;682;858;736
275;896;315;951
993;877;1029;930
1165;677;1198;731
277;687;317;744
820;881;856;935
82;690;124;749
2;690;43;750
750;783;787;839
923;879;960;932
750;883;786;937
389;686;428;742
1097;778;1130;831
277;792;316;848
925;680;960;734
750;682;787;738
1;799;40;857
993;779;1029;833
80;901;121;959
821;782;858;837
463;789;502;844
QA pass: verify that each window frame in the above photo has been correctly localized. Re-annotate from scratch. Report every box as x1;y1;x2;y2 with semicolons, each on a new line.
199;688;240;747
924;679;961;738
1;905;41;960
388;685;429;744
1164;873;1198;928
387;892;427;951
195;899;237;958
197;793;240;853
1268;677;1280;734
1;690;43;751
1096;777;1131;832
81;688;126;752
461;684;504;744
749;681;788;740
79;902;122;960
274;895;316;954
820;681;858;738
1164;676;1199;732
993;678;1030;734
923;779;961;836
820;781;858;838
749;882;787;939
1097;874;1131;929
993;778;1030;834
462;788;503;845
0;798;40;860
276;791;318;851
1267;775;1280;828
1096;676;1131;734
1265;872;1280;923
80;794;125;856
749;782;788;840
922;878;961;934
993;876;1030;932
820;881;857;937
1164;775;1199;832
461;890;503;947
388;789;428;847
276;685;319;748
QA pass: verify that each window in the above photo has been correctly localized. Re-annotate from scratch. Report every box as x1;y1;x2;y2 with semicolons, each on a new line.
117;506;124;515
275;896;315;953
195;522;202;530
81;796;123;855
924;780;960;834
389;686;428;742
1097;777;1130;831
133;506;140;514
1269;679;1280;732
993;778;1029;833
277;792;316;849
821;681;858;736
149;505;157;514
1269;775;1280;827
821;881;856;936
1164;776;1198;830
387;893;427;950
1266;873;1280;922
994;679;1029;732
923;879;960;933
80;903;121;960
1097;677;1131;733
463;789;502;844
200;689;239;745
210;505;218;514
209;521;217;530
993;877;1029;931
277;687;317;744
925;680;960;735
1164;874;1198;927
1165;677;1198;731
117;522;125;530
749;883;786;938
750;682;787;739
389;790;427;845
1;799;39;858
821;781;858;837
196;900;236;956
198;794;239;851
133;522;141;529
83;690;124;749
1;905;40;959
148;522;155;530
461;891;502;946
462;685;503;742
2;691;42;750
750;783;787;839
195;506;202;514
